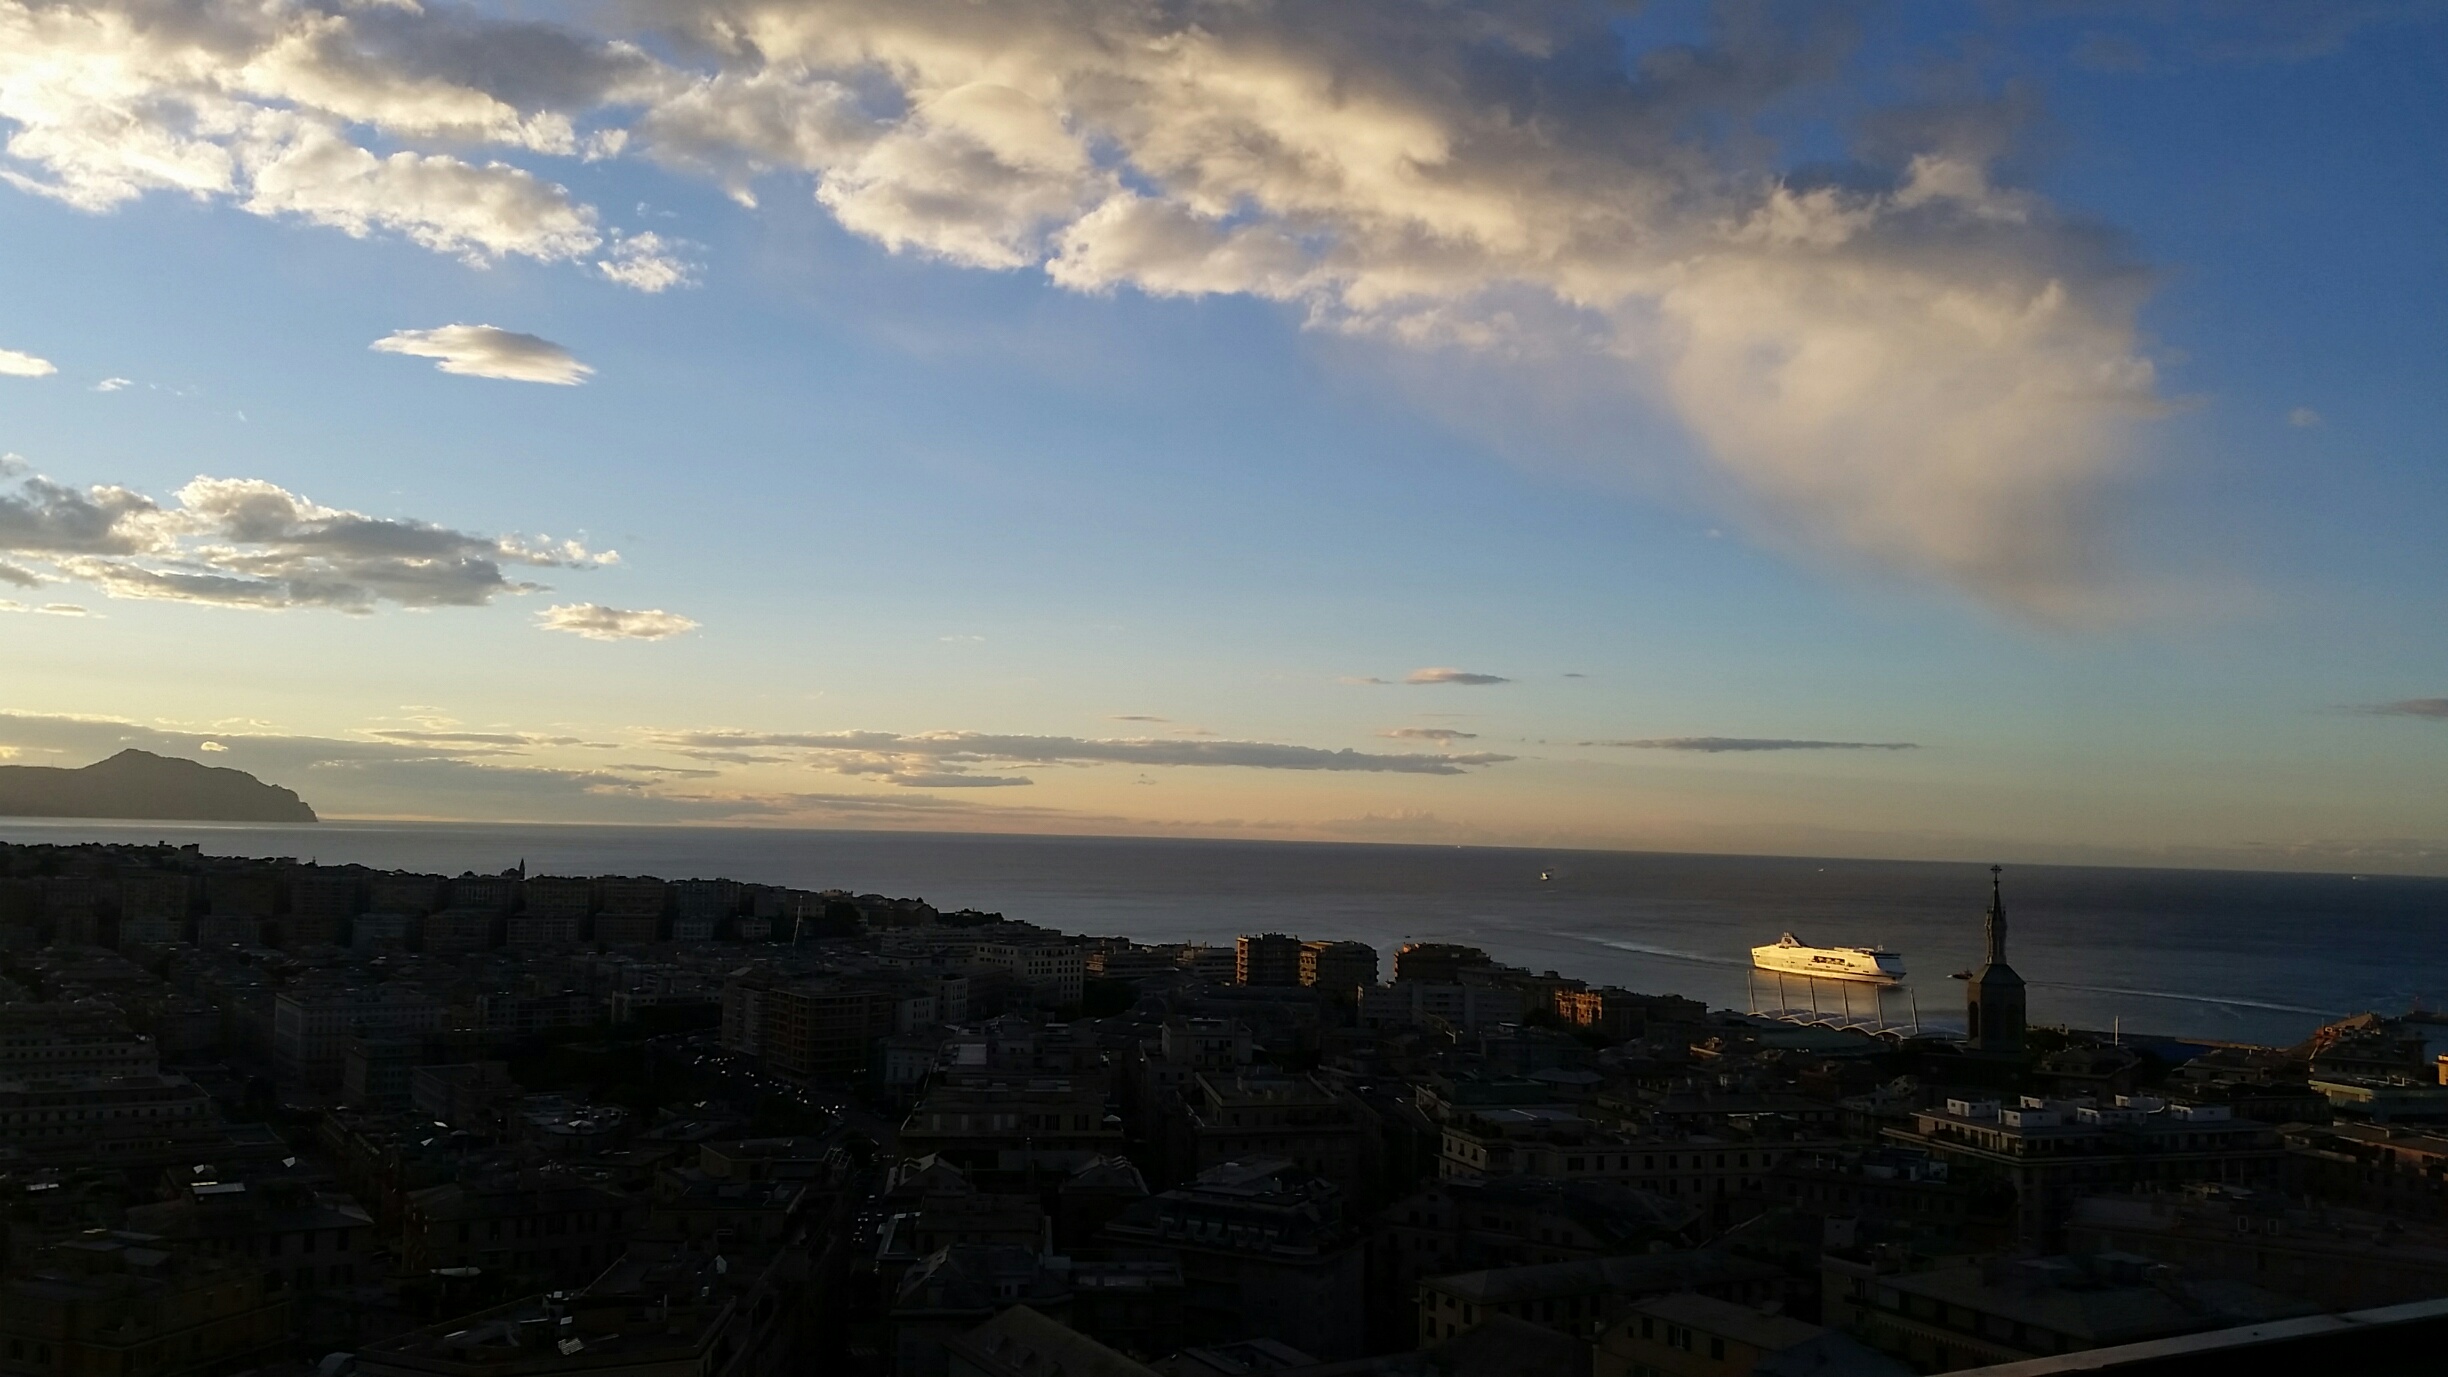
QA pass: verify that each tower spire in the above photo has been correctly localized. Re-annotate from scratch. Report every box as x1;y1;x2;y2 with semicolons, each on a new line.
1967;863;2026;1055
1986;864;2006;966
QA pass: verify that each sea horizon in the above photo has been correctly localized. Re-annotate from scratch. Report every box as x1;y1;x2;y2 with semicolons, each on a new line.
9;811;2444;883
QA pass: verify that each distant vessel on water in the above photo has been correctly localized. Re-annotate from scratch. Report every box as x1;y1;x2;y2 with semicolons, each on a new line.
1751;932;1905;986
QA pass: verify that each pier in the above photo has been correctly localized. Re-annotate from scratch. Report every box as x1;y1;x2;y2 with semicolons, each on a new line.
1746;965;1924;1040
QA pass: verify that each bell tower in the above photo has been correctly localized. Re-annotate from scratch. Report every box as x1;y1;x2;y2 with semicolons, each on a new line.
1966;865;2027;1055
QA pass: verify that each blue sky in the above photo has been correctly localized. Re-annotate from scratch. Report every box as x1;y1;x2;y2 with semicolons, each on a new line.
1;0;2443;870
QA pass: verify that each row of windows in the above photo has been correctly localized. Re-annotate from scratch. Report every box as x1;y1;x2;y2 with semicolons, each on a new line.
916;1113;1100;1131
1;1104;198;1120
441;1211;617;1243
1446;1143;1775;1173
267;1263;355;1289
1634;1315;1729;1360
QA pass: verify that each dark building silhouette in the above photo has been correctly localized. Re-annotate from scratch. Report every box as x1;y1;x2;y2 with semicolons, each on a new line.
1235;933;1304;987
1966;865;2027;1055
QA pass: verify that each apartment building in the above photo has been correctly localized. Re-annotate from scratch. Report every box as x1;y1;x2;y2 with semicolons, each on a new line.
125;1176;378;1302
506;913;584;947
419;907;499;954
446;873;518;912
0;1004;158;1078
521;876;595;926
1419;1251;1791;1347
1831;1253;2315;1373
2284;1119;2448;1222
272;986;445;1088
1179;1071;1379;1198
358;1246;803;1377
0;1237;289;1377
350;913;414;953
594;914;665;946
1441;1110;1832;1209
762;980;896;1079
1298;940;1379;998
1556;987;1707;1041
1102;1159;1366;1360
2068;1186;2448;1312
1887;1096;2285;1246
1394;942;1493;985
0;1070;243;1173
1360;982;1524;1031
286;871;358;946
900;1078;1125;1173
400;1176;644;1286
1235;934;1304;988
367;874;445;915
974;940;1085;1006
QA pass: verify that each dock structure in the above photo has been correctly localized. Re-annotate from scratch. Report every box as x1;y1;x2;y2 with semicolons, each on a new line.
1746;964;1923;1040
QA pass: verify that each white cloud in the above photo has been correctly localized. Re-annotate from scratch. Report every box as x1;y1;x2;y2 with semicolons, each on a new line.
1406;667;1510;686
0;459;612;612
2288;406;2322;428
372;324;592;385
596;230;697;292
0;347;55;377
93;376;130;392
0;2;2187;607
0;0;664;282
235;114;602;264
816;81;1107;269
538;603;699;640
631;3;2164;613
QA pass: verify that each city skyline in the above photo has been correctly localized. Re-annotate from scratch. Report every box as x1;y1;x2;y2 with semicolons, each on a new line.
3;1;2445;870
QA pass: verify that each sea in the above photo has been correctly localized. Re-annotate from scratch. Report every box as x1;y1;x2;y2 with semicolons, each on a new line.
5;819;2444;1050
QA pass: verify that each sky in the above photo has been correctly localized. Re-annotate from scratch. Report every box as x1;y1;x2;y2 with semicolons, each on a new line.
0;0;2444;872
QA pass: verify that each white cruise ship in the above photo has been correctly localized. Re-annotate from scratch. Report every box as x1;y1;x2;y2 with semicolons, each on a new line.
1751;932;1905;985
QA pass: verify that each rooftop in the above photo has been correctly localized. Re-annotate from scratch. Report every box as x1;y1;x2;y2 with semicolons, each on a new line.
1427;1249;1781;1304
1885;1256;2318;1343
1632;1291;1823;1351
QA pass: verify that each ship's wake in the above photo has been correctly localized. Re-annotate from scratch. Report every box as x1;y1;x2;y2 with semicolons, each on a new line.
1570;934;1747;968
2028;980;2343;1019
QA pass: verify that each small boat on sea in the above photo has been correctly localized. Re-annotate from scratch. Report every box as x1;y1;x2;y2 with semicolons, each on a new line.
1751;932;1904;986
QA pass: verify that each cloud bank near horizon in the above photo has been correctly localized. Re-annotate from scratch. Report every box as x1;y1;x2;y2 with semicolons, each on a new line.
0;0;2175;615
1382;727;1480;741
2367;698;2448;720
1590;736;1922;753
652;728;1514;788
0;709;1516;827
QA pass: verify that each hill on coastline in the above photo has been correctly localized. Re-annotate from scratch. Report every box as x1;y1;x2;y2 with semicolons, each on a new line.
0;749;318;823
